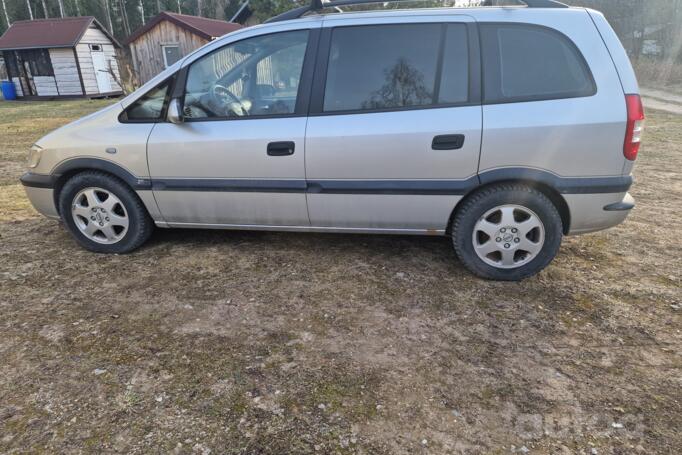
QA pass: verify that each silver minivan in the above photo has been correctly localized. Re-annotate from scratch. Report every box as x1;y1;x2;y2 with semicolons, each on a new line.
20;0;644;280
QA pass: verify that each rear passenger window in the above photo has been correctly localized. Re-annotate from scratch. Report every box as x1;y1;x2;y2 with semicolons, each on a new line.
480;24;596;103
323;23;469;112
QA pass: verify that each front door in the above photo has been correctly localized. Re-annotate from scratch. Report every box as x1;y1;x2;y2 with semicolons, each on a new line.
147;29;314;227
304;19;482;232
91;47;112;93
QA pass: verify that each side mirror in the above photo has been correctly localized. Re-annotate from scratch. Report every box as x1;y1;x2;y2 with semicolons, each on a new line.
167;98;183;124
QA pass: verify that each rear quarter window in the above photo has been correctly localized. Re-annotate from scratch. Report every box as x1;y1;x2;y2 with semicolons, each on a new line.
480;23;596;104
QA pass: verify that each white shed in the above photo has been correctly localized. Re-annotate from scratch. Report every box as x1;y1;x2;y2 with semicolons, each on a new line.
0;16;123;99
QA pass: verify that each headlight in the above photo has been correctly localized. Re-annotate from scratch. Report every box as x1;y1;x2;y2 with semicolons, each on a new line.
27;145;42;168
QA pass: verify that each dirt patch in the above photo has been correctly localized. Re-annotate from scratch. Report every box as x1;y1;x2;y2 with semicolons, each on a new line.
0;100;680;454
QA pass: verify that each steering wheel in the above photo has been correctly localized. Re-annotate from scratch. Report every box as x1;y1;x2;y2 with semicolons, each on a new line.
211;84;249;117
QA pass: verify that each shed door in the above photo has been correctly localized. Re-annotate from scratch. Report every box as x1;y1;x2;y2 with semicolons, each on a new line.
90;47;111;93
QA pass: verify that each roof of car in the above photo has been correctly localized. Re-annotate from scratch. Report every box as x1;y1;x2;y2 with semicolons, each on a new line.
246;5;581;30
265;0;571;23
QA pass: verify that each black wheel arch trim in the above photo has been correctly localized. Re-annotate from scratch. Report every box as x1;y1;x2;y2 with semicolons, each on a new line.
477;168;632;195
50;158;152;190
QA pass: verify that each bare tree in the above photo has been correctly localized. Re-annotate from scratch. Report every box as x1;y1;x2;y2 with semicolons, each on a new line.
74;0;81;15
26;0;33;20
157;0;161;13
103;0;114;32
197;0;203;16
139;0;145;24
177;0;181;13
41;0;48;18
118;0;131;36
57;0;65;17
105;60;127;93
1;0;10;27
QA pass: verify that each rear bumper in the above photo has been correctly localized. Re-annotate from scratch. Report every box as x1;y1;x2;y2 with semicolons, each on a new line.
565;192;634;235
21;173;59;219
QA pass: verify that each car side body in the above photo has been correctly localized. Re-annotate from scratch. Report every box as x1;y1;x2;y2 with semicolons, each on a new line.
20;4;642;280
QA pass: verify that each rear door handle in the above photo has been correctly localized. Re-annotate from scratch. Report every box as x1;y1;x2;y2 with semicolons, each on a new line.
432;134;465;150
267;141;295;156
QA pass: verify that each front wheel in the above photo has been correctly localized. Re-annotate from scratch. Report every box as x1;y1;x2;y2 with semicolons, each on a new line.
58;171;153;254
452;185;563;281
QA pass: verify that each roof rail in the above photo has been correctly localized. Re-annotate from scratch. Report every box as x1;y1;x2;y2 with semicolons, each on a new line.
266;0;568;23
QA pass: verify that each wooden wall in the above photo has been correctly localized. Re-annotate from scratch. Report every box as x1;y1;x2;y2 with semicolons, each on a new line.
76;25;122;95
129;20;209;84
33;76;59;96
48;48;83;95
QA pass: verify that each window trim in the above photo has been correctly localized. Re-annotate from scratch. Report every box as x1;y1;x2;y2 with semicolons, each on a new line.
161;44;181;68
309;22;481;117
118;76;176;124
479;22;597;105
178;28;320;123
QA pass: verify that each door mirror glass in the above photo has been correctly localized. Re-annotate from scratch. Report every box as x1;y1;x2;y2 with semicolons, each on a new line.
167;98;183;124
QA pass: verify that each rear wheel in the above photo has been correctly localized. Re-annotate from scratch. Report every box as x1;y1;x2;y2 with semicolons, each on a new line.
452;184;563;281
58;171;153;253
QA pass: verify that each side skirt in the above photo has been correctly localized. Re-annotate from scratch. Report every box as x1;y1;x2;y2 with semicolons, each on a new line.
157;221;446;236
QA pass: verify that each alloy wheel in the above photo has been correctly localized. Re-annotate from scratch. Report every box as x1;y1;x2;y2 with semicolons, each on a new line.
472;204;545;269
71;187;129;244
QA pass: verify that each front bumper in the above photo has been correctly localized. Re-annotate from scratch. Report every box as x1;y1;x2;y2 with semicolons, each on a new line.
20;172;59;219
564;192;635;235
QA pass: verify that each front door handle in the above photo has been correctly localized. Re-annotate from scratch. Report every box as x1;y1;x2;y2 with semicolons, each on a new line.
432;134;465;150
267;141;295;156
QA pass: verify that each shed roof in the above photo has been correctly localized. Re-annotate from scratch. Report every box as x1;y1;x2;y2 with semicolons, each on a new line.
0;16;120;51
126;12;242;45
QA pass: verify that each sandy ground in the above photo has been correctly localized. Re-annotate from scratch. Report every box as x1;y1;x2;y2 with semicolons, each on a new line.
0;100;680;454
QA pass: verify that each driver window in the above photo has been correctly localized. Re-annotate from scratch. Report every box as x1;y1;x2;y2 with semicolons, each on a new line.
183;30;309;120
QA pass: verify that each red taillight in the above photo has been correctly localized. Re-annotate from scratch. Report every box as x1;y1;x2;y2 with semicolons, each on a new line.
624;94;645;161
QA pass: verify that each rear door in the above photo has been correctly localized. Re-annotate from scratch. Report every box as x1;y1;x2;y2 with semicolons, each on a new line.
304;16;482;233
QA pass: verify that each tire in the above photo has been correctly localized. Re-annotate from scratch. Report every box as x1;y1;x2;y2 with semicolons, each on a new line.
58;171;153;254
452;184;563;281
